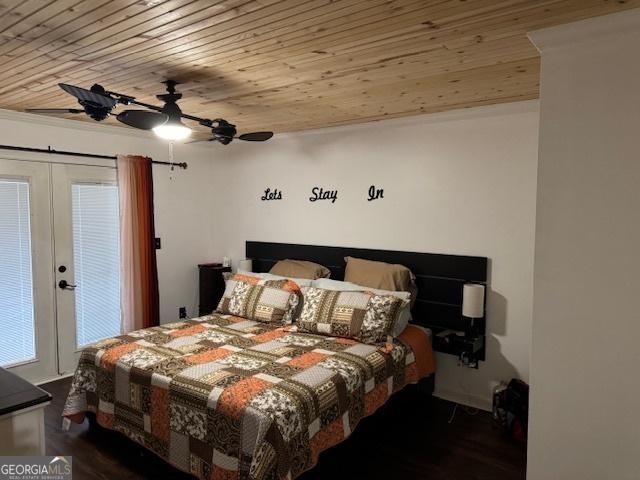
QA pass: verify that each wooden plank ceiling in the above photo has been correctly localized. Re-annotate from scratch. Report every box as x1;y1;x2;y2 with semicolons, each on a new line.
0;0;638;136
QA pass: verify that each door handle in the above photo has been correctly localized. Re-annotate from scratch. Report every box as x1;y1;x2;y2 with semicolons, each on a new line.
58;280;77;290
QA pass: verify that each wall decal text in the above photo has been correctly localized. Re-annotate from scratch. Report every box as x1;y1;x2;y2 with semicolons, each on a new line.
367;185;384;201
309;187;338;204
261;188;283;201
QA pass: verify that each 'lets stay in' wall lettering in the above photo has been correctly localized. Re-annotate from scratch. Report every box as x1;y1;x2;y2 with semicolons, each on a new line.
261;185;384;203
367;185;384;201
261;188;282;200
309;186;338;204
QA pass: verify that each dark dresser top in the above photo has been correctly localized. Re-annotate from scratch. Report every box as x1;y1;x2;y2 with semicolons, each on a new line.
0;368;52;416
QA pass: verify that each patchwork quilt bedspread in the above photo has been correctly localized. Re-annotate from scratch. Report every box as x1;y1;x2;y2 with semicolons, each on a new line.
63;314;434;480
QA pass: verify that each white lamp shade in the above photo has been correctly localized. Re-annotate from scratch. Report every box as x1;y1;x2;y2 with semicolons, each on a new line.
462;283;485;318
238;259;253;272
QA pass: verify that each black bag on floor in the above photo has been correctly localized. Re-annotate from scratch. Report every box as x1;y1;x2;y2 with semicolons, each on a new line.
493;379;529;442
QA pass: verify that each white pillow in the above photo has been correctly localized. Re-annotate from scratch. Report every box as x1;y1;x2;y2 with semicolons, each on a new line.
237;270;313;288
312;278;412;336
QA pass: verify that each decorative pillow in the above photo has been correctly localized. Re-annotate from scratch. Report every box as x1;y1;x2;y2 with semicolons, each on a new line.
269;259;331;279
298;287;408;344
312;278;412;337
216;273;302;324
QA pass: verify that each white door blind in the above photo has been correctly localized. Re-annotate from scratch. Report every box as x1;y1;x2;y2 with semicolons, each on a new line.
72;183;121;347
0;179;36;367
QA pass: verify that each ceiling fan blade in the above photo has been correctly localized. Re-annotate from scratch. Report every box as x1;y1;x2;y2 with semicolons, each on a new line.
116;110;168;130
238;131;273;142
26;108;84;114
59;83;116;108
185;138;216;144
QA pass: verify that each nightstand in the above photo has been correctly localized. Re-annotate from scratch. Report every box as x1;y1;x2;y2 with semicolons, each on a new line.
198;263;231;316
0;367;52;455
432;328;484;368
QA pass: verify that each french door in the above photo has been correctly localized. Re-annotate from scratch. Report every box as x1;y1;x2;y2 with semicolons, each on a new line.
0;159;56;380
0;158;122;382
52;164;121;374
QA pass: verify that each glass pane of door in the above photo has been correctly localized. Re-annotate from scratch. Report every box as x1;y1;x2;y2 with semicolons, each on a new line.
71;183;121;347
0;179;35;366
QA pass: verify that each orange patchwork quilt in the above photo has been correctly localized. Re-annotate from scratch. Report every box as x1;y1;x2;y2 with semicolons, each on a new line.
63;314;434;480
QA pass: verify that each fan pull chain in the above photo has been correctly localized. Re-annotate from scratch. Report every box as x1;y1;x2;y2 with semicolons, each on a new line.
168;141;175;181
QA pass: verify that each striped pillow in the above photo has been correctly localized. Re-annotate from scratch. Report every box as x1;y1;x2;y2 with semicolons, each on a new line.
297;287;408;344
216;274;302;324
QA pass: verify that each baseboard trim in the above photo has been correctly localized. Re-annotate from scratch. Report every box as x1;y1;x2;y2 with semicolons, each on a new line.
35;372;74;387
435;388;492;412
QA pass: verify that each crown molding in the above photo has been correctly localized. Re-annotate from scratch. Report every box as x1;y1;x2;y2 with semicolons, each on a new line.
272;99;539;140
528;7;640;53
0;107;156;140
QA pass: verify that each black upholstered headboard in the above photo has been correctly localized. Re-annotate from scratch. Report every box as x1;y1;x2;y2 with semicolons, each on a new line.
246;241;488;359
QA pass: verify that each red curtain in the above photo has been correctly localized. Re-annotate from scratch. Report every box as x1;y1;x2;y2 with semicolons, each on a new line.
117;155;159;332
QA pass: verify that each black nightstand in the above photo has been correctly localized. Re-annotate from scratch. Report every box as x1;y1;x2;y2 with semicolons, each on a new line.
198;263;231;315
431;328;484;368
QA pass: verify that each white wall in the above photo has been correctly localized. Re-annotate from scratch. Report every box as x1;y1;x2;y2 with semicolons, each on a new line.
0;99;539;409
210;101;539;409
528;10;640;479
0;110;216;324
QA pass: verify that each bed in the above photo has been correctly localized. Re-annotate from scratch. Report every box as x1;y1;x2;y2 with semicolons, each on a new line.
63;241;487;480
63;314;435;480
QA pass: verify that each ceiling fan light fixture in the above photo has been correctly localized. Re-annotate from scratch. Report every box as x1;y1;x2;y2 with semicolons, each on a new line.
152;122;191;140
152;102;191;140
34;81;272;144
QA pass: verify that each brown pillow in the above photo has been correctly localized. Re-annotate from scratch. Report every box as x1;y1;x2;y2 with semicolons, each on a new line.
269;259;331;280
344;256;416;296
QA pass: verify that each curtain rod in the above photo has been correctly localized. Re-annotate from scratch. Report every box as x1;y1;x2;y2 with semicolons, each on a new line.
0;144;187;169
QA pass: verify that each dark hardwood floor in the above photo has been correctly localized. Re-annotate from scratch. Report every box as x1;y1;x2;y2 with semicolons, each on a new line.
41;377;526;480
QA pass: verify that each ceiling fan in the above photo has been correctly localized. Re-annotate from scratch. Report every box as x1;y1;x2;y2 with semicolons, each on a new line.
26;80;273;144
194;119;273;145
27;83;118;121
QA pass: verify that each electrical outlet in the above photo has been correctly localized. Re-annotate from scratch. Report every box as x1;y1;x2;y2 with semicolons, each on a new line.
155;237;161;249
179;307;186;319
